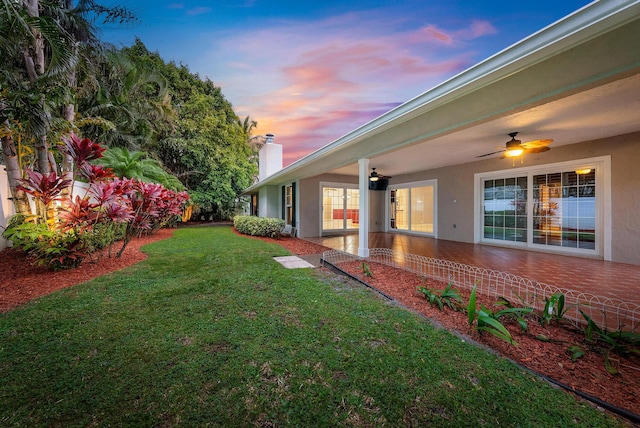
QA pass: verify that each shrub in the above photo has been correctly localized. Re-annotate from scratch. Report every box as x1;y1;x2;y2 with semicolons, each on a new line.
2;215;85;270
234;215;285;238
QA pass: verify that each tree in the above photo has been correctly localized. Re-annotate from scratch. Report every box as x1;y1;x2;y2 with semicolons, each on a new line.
0;0;136;215
1;0;76;214
76;46;172;151
120;40;258;220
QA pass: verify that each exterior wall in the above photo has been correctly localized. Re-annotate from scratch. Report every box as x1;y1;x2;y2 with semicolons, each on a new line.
0;168;12;249
391;132;640;264
258;185;281;219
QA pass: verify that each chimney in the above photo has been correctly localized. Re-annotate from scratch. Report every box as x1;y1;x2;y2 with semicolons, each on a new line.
265;133;275;144
258;133;283;181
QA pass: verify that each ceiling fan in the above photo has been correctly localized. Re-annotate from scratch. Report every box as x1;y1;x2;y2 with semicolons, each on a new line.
369;167;391;182
477;132;553;158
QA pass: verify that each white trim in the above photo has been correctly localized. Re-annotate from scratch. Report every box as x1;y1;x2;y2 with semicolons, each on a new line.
474;155;611;259
358;159;370;258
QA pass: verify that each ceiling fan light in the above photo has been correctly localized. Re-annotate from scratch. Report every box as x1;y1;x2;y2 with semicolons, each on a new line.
575;168;592;175
504;148;524;158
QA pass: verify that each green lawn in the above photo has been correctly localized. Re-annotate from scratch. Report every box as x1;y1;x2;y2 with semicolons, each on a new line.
0;226;622;427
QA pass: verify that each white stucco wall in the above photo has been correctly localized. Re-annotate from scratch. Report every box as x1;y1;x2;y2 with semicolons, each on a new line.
0;168;12;249
258;185;281;219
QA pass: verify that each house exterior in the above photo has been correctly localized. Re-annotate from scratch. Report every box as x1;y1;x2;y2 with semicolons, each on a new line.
243;1;640;266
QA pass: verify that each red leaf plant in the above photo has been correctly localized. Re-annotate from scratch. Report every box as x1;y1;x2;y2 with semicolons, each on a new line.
59;196;100;232
80;163;115;182
11;134;190;268
59;133;106;166
17;169;72;206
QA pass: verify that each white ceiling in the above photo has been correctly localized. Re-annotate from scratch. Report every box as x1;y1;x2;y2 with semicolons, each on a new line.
327;72;640;178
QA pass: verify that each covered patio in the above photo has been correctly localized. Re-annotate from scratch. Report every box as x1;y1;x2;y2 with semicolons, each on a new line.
307;232;640;306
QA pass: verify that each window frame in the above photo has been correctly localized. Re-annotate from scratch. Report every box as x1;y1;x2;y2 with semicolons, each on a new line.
319;181;360;235
386;179;438;237
474;156;611;259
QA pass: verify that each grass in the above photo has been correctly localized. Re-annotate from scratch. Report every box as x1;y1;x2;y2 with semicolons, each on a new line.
0;226;623;427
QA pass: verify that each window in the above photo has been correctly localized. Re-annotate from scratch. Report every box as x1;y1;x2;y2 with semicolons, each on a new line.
532;170;595;250
476;157;609;257
389;181;436;235
483;176;527;242
285;185;293;225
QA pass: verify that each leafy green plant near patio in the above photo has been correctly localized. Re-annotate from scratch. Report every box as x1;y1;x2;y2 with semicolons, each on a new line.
539;292;575;326
361;261;374;277
0;227;621;427
467;285;533;345
581;310;640;374
418;281;463;311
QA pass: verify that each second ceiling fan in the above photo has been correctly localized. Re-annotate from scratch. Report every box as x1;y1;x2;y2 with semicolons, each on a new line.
477;132;553;158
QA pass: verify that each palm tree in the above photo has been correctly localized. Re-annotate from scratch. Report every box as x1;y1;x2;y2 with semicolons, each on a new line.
96;147;183;190
76;48;173;151
0;0;136;215
0;0;76;214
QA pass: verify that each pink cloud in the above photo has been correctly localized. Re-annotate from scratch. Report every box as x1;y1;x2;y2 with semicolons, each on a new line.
419;25;454;44
208;11;498;165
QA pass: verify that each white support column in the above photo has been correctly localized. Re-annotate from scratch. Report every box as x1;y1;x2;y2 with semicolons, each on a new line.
358;158;370;258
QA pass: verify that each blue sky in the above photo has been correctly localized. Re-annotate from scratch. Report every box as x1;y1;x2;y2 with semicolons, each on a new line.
98;0;593;166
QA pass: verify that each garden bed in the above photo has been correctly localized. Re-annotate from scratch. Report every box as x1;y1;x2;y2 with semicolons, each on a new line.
333;260;640;419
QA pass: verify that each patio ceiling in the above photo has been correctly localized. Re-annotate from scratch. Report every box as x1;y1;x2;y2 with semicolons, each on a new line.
328;72;640;178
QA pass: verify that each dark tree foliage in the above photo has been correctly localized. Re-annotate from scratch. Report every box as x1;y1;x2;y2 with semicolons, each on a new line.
115;40;257;220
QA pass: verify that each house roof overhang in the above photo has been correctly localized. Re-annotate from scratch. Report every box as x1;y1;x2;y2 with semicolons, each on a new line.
243;0;640;193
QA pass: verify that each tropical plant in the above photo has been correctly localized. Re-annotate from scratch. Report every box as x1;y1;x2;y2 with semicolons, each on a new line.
580;310;640;374
467;285;525;346
95;147;183;190
4;133;189;269
418;282;462;311
0;0;136;216
539;292;576;326
493;296;534;332
362;262;374;278
2;214;85;270
76;47;172;150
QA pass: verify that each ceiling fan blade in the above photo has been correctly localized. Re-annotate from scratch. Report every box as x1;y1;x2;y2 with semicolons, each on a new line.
521;139;553;149
476;149;505;158
525;146;551;154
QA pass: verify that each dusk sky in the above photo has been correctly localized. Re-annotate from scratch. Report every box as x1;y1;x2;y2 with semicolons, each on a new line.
99;0;593;166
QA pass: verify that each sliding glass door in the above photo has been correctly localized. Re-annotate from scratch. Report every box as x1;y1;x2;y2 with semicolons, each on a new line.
322;185;359;232
389;181;436;235
477;157;606;257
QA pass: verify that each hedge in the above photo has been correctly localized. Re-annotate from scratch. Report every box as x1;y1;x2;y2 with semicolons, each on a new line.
233;216;285;238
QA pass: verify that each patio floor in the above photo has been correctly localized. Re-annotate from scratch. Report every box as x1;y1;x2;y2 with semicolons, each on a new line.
306;232;640;305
